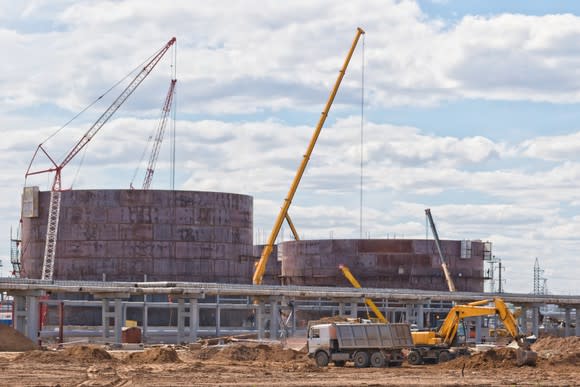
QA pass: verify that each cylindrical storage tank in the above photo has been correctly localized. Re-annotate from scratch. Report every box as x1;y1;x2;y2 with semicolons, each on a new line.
279;239;485;292
21;189;254;283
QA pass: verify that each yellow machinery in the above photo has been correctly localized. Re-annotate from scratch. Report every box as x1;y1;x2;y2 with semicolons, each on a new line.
338;265;388;323
337;266;536;366
408;297;537;366
252;27;365;285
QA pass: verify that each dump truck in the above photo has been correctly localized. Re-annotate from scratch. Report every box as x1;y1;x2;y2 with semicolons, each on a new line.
307;322;413;368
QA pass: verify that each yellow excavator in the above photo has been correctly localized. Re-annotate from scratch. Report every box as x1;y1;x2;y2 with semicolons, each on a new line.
408;297;537;366
338;265;537;366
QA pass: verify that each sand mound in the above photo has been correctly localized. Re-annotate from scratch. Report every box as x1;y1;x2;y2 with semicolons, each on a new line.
199;343;307;363
0;324;37;351
14;345;112;364
532;336;580;366
440;348;522;369
125;347;181;364
62;345;112;361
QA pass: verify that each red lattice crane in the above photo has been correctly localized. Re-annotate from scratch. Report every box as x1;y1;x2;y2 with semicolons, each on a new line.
142;78;177;189
25;37;176;280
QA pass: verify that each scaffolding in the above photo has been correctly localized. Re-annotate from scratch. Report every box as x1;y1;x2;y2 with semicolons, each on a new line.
10;227;21;278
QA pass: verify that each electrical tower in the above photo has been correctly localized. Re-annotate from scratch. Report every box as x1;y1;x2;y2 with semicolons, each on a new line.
533;257;547;295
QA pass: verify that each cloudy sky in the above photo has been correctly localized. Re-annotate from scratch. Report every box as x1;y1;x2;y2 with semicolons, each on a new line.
1;0;580;294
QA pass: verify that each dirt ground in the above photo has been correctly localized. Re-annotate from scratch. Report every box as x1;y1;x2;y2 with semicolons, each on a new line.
0;326;578;386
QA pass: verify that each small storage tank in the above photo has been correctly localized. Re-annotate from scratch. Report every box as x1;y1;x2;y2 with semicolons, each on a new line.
279;239;487;292
20;189;254;283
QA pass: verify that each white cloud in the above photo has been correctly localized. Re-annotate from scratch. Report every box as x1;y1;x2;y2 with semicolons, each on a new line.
2;1;580;295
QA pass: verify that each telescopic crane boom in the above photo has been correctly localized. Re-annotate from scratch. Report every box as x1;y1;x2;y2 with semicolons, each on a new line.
25;37;176;280
425;208;456;292
253;27;365;285
339;264;388;323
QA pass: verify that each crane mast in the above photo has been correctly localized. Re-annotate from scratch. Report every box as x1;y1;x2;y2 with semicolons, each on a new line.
425;208;456;292
142;79;177;189
253;27;365;285
25;37;176;280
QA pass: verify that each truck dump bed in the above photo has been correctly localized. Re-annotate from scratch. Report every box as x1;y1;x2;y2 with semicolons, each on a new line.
335;323;413;349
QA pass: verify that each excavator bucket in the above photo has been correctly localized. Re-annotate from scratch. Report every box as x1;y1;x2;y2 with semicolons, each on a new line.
516;348;537;366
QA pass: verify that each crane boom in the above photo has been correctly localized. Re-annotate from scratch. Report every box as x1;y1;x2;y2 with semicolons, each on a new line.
339;264;388;323
253;27;365;285
25;37;176;280
425;208;456;292
143;78;177;189
59;37;177;180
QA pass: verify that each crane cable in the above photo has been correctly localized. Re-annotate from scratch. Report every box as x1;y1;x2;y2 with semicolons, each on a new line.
170;41;177;191
41;46;165;189
359;33;365;238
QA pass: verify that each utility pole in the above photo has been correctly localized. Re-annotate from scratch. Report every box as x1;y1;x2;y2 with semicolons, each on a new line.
497;258;504;293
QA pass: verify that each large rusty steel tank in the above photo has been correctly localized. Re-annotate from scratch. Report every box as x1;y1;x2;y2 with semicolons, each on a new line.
20;189;254;283
279;239;489;292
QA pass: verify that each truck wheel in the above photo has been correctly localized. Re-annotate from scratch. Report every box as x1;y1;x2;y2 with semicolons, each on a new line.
370;351;386;368
333;360;346;367
354;351;370;368
407;350;422;365
315;351;329;367
438;351;451;363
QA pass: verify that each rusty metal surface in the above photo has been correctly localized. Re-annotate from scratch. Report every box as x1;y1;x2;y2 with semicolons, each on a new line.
21;189;253;283
279;239;485;292
252;245;281;285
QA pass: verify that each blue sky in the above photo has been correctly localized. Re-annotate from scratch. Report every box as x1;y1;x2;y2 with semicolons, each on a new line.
1;1;580;294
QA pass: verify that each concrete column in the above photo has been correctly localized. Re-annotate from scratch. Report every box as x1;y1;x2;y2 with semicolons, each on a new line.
351;299;359;319
142;301;149;344
564;308;571;337
475;316;482;343
338;302;345;317
576;308;580;337
270;299;279;340
13;295;27;336
25;296;39;343
177;298;185;344
216;299;221;339
531;306;539;337
405;304;413;324
256;302;264;340
518;306;528;334
290;302;296;336
189;298;199;342
114;299;123;344
416;304;424;329
102;299;110;339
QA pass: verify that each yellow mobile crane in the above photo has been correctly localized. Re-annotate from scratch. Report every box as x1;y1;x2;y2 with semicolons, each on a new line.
252;27;365;285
